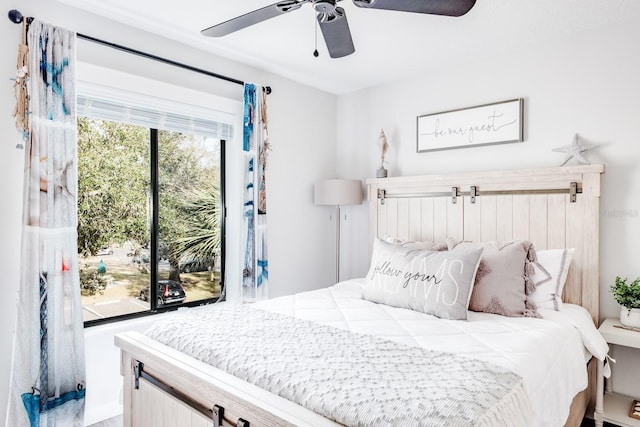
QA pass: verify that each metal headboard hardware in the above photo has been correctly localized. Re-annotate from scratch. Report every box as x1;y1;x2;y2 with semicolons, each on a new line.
378;182;581;204
378;187;461;205
470;186;478;204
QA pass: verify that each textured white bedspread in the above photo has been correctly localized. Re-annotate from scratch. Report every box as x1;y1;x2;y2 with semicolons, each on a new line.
254;279;603;427
146;304;530;427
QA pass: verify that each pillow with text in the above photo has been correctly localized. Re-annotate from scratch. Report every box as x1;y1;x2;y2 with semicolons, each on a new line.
364;238;483;320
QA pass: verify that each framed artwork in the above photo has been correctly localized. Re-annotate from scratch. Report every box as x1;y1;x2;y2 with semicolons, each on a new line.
417;98;523;152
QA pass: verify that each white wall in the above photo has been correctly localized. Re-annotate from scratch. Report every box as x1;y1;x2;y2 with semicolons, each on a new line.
337;20;640;397
0;10;27;426
0;0;338;423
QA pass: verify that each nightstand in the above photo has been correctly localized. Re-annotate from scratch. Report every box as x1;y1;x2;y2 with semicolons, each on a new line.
595;318;640;427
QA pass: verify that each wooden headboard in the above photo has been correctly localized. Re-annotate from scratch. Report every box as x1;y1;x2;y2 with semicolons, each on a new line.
366;165;605;324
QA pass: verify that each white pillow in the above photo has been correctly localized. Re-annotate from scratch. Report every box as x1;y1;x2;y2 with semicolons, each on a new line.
530;248;575;311
363;238;483;320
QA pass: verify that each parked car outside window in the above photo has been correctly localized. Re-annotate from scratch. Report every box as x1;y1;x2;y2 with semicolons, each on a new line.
132;254;150;264
97;246;114;255
139;280;186;306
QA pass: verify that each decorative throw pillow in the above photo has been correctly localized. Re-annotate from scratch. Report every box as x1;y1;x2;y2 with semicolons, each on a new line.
529;248;575;311
446;238;540;318
364;238;483;320
382;235;448;251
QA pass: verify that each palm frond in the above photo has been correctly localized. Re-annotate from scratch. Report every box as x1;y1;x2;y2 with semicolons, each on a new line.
173;181;221;263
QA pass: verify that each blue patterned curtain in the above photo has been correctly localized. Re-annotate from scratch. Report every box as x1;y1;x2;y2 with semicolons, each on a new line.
6;21;86;427
242;84;269;302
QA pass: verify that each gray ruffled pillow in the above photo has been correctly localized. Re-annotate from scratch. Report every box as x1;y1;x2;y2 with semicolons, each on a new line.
447;238;540;318
382;235;448;251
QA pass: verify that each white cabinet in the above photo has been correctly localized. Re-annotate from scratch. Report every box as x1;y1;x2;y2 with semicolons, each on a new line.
595;318;640;427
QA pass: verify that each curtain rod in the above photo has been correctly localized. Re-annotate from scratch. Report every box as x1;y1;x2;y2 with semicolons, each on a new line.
7;9;272;95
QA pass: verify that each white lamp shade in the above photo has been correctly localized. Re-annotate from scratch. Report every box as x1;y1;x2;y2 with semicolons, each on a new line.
314;179;363;206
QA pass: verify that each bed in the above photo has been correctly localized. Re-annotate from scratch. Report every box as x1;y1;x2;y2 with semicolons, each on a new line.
115;164;606;427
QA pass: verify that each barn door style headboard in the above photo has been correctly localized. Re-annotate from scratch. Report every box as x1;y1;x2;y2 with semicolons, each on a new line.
366;165;605;324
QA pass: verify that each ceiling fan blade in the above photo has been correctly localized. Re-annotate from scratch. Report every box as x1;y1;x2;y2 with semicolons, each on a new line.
352;0;476;17
317;7;355;58
201;0;309;37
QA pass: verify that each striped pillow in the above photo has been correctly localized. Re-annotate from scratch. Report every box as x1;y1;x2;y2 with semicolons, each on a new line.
529;248;575;311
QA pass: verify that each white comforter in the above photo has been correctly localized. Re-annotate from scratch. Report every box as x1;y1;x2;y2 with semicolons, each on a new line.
254;279;608;427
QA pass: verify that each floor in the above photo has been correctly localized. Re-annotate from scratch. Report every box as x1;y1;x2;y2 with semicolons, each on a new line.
581;418;621;427
87;415;123;427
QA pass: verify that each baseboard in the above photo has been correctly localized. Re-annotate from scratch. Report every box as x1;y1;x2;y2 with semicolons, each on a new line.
84;402;123;427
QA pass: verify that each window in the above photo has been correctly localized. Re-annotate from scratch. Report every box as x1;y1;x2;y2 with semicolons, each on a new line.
77;80;232;325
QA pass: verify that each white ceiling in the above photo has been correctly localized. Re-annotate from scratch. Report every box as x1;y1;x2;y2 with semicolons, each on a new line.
57;0;640;94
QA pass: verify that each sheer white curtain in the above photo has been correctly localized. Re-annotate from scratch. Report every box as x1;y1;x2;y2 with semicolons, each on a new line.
6;21;86;427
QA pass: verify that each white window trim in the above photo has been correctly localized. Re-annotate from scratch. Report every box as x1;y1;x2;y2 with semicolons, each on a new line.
77;63;238;139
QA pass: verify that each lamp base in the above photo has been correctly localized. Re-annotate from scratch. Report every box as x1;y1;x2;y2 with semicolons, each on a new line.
376;166;387;178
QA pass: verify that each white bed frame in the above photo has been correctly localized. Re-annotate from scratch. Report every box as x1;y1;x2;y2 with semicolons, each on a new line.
116;164;604;427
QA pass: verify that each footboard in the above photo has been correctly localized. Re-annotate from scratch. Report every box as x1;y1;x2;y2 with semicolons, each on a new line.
115;331;337;427
116;323;593;427
130;369;219;427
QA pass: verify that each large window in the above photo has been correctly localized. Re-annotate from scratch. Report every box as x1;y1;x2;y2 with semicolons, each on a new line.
78;116;225;325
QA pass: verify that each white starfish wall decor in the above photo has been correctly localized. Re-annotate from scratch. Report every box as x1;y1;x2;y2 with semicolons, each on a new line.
552;134;600;166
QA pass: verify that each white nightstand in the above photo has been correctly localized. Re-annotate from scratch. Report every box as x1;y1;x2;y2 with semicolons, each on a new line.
595;318;640;427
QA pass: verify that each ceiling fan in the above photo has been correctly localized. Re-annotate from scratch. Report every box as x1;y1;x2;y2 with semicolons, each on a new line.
201;0;477;58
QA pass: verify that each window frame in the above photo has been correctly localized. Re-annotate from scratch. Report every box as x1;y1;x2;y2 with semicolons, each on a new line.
82;126;226;328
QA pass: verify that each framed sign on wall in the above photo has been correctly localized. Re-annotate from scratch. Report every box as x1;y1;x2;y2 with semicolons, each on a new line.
417;98;524;152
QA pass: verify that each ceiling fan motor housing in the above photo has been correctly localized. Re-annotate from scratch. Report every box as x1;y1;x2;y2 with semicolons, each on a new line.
314;0;337;13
